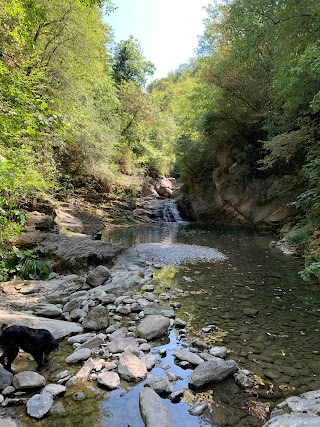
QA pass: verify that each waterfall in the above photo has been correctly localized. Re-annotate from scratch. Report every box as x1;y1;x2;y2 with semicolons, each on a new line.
158;199;183;223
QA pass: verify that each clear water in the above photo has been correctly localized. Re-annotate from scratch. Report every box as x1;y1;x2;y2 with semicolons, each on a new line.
101;222;320;426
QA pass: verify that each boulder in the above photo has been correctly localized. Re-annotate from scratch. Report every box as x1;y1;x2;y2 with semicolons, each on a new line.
74;334;106;352
143;304;175;318
0;367;13;391
188;357;238;388
86;266;111;287
106;337;139;354
39;234;122;273
32;303;62;318
145;376;172;395
118;352;148;382
0;309;83;340
13;372;46;390
97;372;120;390
81;305;109;330
174;350;204;366
140;387;174;427
209;346;228;359
26;393;54;419
262;414;320;427
137;315;170;340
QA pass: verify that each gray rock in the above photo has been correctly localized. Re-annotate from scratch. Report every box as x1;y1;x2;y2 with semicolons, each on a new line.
2;386;15;396
144;303;175;318
189;403;208;416
50;402;66;415
141;354;157;371
67;332;96;344
169;389;184;401
81;305;109;330
209;346;228;359
234;371;254;388
70;308;87;320
109;327;128;340
26;393;54;419
87;266;111;287
174;318;186;328
118;352;148;382
145;376;172;394
32;303;62;318
116;305;131;315
66;348;91;364
63;299;81;313
106;337;139;354
262;414;320;427
13;372;46;390
174;350;203;366
97;372;120;389
99;293;116;304
40;234;122;273
189;358;238;388
140;387;174;427
106;322;121;334
140;343;151;352
137;315;170;340
41;384;66;397
0;367;13;391
0;309;83;339
0;418;18;427
75;334;106;352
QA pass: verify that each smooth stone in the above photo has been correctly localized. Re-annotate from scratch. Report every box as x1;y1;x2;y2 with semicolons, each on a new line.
140;387;175;427
189;403;208;416
169;389;184;401
97;372;120;390
143;303;175;318
0;367;13;391
174;350;204;366
189;358;238;388
13;372;46;390
86;265;111;287
2;386;15;396
75;334;106;352
118;352;148;382
262;413;320;427
174;318;186;328
145;376;172;394
106;337;138;354
32;303;62;318
26;393;54;419
141;354;157;371
66;348;91;364
209;346;228;359
67;332;96;344
41;384;66;398
63;299;81;313
0;418;19;427
81;305;109;330
137;315;170;340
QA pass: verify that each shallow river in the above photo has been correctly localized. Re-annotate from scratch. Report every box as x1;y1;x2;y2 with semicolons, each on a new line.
101;222;320;427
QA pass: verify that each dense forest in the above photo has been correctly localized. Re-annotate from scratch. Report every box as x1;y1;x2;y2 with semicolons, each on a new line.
0;0;319;281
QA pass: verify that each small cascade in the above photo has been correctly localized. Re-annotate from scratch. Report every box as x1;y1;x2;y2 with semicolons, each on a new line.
158;199;183;223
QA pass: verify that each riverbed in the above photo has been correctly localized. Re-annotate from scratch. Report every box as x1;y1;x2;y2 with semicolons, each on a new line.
101;222;320;426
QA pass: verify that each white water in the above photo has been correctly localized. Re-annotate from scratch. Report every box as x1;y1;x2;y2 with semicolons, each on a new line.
158;199;183;223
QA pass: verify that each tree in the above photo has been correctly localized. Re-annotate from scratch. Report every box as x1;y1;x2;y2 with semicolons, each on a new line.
112;36;155;88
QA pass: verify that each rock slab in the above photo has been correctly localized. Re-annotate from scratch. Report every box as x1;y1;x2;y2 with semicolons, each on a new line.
188;357;238;388
140;387;174;427
26;393;54;419
13;372;46;390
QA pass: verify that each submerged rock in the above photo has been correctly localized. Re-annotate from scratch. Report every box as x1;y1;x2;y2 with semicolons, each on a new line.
140;387;175;427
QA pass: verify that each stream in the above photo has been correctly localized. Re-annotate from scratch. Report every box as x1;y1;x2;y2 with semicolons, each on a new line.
100;222;320;426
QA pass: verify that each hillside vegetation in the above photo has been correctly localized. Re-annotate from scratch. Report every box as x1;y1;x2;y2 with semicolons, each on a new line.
1;0;319;280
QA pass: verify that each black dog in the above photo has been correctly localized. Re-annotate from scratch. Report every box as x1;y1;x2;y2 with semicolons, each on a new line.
0;325;59;372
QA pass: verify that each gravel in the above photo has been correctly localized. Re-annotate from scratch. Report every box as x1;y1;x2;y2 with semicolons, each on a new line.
121;243;226;266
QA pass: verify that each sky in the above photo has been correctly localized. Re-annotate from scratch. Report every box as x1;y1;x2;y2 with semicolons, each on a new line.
104;0;211;81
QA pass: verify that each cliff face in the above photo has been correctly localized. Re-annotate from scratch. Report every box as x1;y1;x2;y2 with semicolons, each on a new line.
176;175;298;230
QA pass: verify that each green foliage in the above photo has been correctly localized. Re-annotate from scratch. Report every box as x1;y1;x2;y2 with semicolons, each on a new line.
0;246;51;281
112;36;155;88
285;227;310;249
